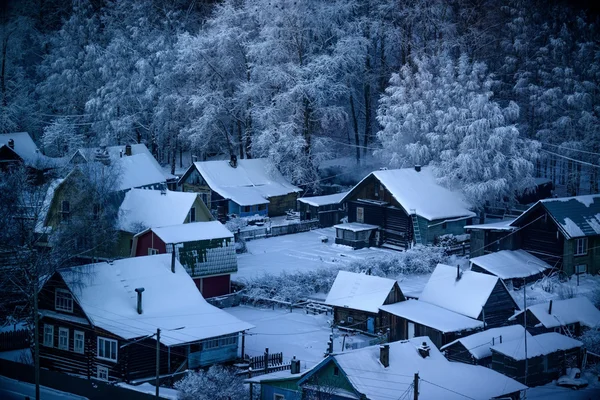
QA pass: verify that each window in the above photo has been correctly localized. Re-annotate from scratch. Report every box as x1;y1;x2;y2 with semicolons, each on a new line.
58;327;69;350
374;182;380;197
189;207;196;222
43;325;54;347
202;338;220;350
74;331;85;354
333;366;340;376
97;337;118;362
97;366;109;381
219;335;237;347
274;395;285;400
148;248;158;255
575;264;587;274
356;207;364;223
347;316;354;323
575;238;588;256
55;289;73;312
258;204;266;211
243;206;251;213
61;200;70;221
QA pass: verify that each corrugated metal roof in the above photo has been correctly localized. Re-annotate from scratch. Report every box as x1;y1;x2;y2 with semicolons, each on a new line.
541;195;600;239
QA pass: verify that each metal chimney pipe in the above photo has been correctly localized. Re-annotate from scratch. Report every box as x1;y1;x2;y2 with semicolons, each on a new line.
135;288;145;314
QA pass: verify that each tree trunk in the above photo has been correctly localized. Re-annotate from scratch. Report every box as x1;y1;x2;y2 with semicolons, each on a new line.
350;94;360;165
303;97;312;155
363;82;371;158
237;119;244;159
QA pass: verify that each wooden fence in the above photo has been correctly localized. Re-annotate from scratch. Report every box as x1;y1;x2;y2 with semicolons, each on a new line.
240;349;291;378
238;220;320;242
0;329;29;351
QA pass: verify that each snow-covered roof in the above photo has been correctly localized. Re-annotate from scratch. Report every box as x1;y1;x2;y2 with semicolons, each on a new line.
512;194;600;239
187;159;301;206
35;178;64;234
441;325;531;360
491;332;582;361
344;167;475;221
297;192;348;207
464;219;516;231
470;250;552;280
118;189;199;233
146;221;233;244
380;300;483;333
511;297;600;329
0;132;40;162
322;337;526;400
113;153;167;191
325;271;399;314
333;222;379;232
419;264;501;319
58;254;253;346
73;144;175;180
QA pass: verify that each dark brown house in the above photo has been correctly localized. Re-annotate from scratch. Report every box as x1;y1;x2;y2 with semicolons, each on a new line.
338;166;475;249
38;255;252;383
490;332;584;387
324;271;404;334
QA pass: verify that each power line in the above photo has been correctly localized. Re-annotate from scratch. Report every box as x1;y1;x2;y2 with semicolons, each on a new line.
540;149;600;169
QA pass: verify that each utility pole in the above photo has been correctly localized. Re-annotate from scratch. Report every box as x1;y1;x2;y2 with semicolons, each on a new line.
156;328;161;398
34;269;40;400
413;372;419;400
523;279;528;388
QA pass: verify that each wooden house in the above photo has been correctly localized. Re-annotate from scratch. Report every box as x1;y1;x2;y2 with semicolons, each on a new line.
338;166;475;249
509;297;600;337
296;337;526;400
0;132;63;182
418;264;520;329
470;250;552;289
245;360;311;400
380;300;484;349
464;219;518;258
508;194;600;276
324;271;404;334
131;221;237;298
441;325;531;367
178;157;301;218
297;191;347;227
491;332;584;387
37;254;253;383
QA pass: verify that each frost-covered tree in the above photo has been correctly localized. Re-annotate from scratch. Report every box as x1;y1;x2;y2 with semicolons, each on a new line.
41;118;84;157
377;53;540;208
175;366;248;400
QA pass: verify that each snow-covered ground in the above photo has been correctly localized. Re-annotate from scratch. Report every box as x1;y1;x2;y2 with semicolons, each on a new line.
233;227;396;280
525;371;600;399
0;376;88;400
0;348;32;364
117;382;179;400
510;273;600;309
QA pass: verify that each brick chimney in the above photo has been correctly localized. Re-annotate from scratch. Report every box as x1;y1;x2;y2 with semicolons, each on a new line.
380;344;390;368
418;342;430;358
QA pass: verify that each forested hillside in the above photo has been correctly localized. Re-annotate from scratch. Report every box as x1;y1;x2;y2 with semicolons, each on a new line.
2;0;599;207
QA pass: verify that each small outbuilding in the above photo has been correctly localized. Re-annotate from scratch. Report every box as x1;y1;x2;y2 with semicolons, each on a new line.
463;219;517;258
380;299;484;348
441;325;531;367
470;249;552;289
333;222;379;249
509;296;600;337
297;191;347;227
325;271;404;334
491;332;584;387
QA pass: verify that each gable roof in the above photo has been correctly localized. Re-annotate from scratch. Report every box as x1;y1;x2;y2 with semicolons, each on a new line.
342;167;475;221
57;254;253;346
72;144;175;180
511;296;600;329
301;337;526;400
182;158;300;206
325;271;400;314
380;300;484;333
491;332;582;361
441;325;531;360
470;250;552;280
110;153;167;191
143;221;233;244
419;264;502;319
511;194;600;239
118;189;204;233
0;132;64;168
297;191;348;207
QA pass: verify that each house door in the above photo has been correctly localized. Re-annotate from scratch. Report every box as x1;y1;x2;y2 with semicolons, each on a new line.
367;317;375;333
408;322;415;339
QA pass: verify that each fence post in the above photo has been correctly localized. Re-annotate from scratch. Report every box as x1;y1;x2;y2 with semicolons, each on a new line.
264;348;269;374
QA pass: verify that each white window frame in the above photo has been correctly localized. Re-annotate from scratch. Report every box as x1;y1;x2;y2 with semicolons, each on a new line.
58;327;69;350
74;330;85;354
356;207;364;223
55;288;74;313
43;324;54;347
575;237;588;256
148;248;158;255
97;366;109;381
575;264;587;275
97;337;118;362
